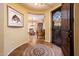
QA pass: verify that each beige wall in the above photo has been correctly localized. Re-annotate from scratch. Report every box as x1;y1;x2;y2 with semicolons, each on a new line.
74;3;79;56
4;4;30;55
0;4;4;55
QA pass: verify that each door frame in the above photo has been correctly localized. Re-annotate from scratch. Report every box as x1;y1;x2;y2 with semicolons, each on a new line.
69;3;74;56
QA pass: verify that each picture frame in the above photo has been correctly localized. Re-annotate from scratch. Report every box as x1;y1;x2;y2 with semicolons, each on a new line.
7;6;24;27
37;23;43;30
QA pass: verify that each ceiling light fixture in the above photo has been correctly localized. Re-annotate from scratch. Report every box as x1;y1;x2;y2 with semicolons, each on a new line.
34;3;47;6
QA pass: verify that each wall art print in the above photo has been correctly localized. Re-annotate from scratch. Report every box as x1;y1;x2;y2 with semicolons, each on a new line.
7;6;24;27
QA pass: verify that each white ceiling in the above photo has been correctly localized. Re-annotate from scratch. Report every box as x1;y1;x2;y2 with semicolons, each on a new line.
21;3;61;10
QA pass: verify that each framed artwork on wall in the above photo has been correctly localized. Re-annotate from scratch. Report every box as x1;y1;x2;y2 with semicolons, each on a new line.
7;6;24;27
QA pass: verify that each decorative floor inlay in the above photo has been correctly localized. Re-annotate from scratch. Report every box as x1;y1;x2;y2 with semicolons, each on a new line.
9;41;63;56
23;44;55;56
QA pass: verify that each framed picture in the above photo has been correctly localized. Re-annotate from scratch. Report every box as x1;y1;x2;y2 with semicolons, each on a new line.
7;6;24;27
37;23;43;30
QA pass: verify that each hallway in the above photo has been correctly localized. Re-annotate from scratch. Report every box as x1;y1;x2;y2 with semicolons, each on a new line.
0;3;78;56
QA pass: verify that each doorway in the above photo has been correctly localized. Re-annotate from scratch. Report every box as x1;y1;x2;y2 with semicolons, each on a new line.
51;3;74;56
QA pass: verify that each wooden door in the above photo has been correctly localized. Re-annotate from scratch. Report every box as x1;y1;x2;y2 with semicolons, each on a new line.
61;3;74;56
